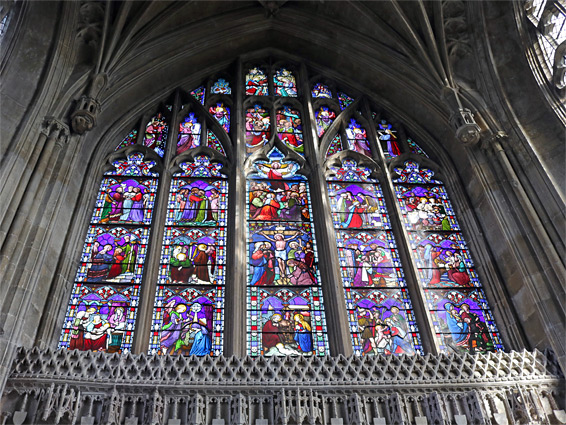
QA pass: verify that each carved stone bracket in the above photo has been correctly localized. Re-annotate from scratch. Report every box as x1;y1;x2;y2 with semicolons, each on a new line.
41;117;70;146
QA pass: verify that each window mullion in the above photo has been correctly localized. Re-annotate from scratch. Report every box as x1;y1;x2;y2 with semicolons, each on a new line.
223;58;247;356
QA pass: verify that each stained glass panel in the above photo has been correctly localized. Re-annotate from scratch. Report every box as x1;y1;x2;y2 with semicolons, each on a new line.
246;67;268;96
408;138;429;157
276;106;303;154
190;86;205;105
312;83;332;98
211;78;231;95
393;161;503;354
326;159;423;356
143;113;168;157
273;68;298;97
326;133;343;157
115;129;138;151
346;119;372;157
59;153;158;353
247;148;329;356
314;106;336;138
177;112;202;154
207;130;226;156
149;156;228;356
338;92;354;110
377;121;401;159
209;102;230;133
245;104;270;154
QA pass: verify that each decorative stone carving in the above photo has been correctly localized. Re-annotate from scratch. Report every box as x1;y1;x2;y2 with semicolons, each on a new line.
76;1;105;48
451;108;481;146
1;348;563;424
71;95;100;134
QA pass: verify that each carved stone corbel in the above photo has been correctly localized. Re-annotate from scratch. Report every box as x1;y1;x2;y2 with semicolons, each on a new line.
71;73;107;135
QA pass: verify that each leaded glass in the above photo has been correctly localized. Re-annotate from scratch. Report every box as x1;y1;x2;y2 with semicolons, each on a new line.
393;161;503;354
314;106;336;137
59;154;158;353
209;102;230;133
246;148;329;356
207;130;226;156
143;113;168;157
337;92;354;110
346;119;372;157
273;68;298;97
312;83;332;98
149;155;228;356
408;138;429;157
326;159;423;356
326;133;343;157
246;67;268;96
211;78;231;95
276;106;303;154
190;86;206;105
245;104;270;154
115;129;138;151
377;120;400;159
177;112;202;154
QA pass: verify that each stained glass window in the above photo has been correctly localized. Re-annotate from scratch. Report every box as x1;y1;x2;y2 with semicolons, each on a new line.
393;161;504;354
209;102;230;133
246;67;268;96
245;104;270;154
326;133;343;157
149;156;228;356
177;112;202;155
207;130;226;156
273;68;298;97
115;129;138;151
338;92;354;110
408;138;429;157
314;106;336;138
276;106;303;154
143;113;168;157
211;78;231;95
326;159;423;355
312;83;332;98
377;120;401;159
190;86;206;105
247;148;329;356
58;153;158;353
346;119;372;157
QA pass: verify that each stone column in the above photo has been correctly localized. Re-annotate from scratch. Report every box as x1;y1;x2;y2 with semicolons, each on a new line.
0;117;70;394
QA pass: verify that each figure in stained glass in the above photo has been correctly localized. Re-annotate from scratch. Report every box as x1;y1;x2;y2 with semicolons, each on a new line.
315;106;336;137
377;120;401;158
246;67;268;96
172;180;223;226
177;113;201;154
328;182;387;229
346;119;371;157
159;298;214;355
396;185;458;231
276;106;303;153
211;78;231;95
312;83;332;98
249;180;309;222
274;68;297;97
245;104;270;154
144;113;168;157
209;103;230;133
248;223;317;285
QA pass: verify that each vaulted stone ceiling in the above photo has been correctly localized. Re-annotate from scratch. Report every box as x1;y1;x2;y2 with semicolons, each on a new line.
67;0;496;161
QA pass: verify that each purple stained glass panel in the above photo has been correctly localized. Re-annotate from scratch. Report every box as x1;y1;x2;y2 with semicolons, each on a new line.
315;106;336;138
177;112;202;154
